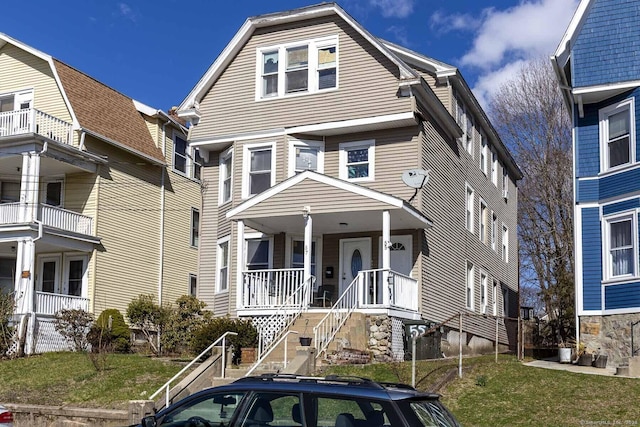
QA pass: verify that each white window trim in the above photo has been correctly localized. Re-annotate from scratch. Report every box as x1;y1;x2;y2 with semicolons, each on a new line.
285;234;323;287
173;132;201;180
465;184;474;233
479;198;487;244
62;253;88;297
502;166;509;199
244;233;274;272
491;212;498;251
189;273;198;297
242;142;276;199
255;35;339;101
599;98;635;174
466;261;475;311
218;147;233;205
502;224;509;263
480;270;488;314
480;134;489;175
190;208;199;248
41;177;65;207
491;149;498;186
602;211;639;282
492;279;498;316
216;236;231;293
287;138;325;177
339;139;375;182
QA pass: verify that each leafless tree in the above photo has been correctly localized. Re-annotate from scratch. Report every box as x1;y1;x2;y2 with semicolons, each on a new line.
489;57;574;343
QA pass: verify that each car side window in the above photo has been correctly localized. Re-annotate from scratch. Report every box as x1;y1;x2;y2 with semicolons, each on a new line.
315;396;395;427
239;392;301;427
158;392;244;427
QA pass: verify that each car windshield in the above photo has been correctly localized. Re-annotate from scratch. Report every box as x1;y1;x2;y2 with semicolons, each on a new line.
405;399;461;427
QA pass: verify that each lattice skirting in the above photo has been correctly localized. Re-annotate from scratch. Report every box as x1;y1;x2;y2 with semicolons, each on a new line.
250;314;291;348
32;315;69;354
391;317;405;361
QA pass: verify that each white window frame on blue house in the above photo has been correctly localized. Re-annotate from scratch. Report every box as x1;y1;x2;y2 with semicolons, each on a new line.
256;36;338;100
599;99;635;173
602;211;638;282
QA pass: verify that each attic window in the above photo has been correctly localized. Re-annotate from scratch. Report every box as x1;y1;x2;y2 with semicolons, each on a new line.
256;36;338;100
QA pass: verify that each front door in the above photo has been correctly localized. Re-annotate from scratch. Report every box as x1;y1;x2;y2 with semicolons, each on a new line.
63;256;86;297
38;255;61;293
339;238;371;296
379;235;413;276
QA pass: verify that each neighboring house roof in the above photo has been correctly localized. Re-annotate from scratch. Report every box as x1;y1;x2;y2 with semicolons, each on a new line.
0;32;166;164
227;170;433;234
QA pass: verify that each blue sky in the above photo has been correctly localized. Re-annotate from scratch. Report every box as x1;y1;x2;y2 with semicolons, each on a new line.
0;0;579;111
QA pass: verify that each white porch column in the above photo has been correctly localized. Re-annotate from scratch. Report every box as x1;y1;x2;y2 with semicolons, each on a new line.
13;238;36;314
382;210;391;305
236;220;245;310
303;209;313;289
20;152;41;223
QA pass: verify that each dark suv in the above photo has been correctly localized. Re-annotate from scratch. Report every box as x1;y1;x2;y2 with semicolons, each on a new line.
138;374;461;427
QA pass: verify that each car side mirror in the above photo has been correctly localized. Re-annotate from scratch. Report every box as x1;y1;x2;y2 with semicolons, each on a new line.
141;415;157;427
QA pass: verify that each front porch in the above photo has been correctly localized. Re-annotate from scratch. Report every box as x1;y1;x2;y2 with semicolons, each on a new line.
0;202;94;236
240;267;419;316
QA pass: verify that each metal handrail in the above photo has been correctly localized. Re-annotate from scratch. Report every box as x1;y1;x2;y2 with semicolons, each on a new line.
149;331;237;409
246;330;299;376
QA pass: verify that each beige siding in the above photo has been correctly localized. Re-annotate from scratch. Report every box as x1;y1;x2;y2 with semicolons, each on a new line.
85;135;163;316
191;16;412;140
0;44;72;124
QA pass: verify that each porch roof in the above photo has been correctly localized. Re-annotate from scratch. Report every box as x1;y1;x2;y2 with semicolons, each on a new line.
227;171;433;234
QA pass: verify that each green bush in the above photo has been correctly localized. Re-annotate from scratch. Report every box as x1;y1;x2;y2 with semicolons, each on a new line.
190;317;258;364
161;295;208;355
126;294;170;355
88;308;131;353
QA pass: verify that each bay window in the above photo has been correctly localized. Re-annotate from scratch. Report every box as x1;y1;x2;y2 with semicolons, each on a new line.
604;213;637;280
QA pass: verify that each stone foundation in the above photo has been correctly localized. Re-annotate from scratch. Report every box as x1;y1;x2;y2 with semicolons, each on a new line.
579;313;640;367
367;315;394;362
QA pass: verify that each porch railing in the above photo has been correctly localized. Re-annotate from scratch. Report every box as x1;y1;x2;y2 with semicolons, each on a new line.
242;268;305;309
36;291;89;315
0;108;74;145
0;202;94;236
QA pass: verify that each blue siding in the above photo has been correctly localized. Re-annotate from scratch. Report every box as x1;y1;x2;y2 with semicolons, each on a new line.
602;198;640;216
605;282;640;310
575;106;599;177
581;208;602;310
573;0;640;88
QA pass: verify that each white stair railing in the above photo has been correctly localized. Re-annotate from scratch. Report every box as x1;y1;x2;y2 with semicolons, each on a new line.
313;274;360;359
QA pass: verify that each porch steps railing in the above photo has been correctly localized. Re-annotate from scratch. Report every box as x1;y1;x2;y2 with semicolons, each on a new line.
35;292;89;315
254;276;314;364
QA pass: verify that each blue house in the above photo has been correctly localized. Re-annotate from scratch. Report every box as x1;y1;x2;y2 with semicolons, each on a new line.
552;0;640;366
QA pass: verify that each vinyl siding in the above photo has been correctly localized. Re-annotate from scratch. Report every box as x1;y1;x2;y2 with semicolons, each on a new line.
0;43;73;127
605;282;640;310
572;0;640;88
581;207;602;311
190;16;412;140
85;135;163;317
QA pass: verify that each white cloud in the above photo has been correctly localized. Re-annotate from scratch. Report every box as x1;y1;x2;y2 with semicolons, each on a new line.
461;0;578;71
472;60;527;110
118;3;137;22
369;0;414;18
386;25;410;46
429;10;482;33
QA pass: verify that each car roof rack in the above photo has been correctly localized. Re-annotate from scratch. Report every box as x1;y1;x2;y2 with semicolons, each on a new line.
235;373;405;390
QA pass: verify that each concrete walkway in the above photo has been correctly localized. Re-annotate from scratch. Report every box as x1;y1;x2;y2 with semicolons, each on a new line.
524;358;619;377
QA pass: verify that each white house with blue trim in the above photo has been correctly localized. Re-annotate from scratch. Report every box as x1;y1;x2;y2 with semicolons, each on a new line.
552;0;640;366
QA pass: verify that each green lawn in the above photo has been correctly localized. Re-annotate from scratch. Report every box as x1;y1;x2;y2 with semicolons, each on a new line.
1;352;639;426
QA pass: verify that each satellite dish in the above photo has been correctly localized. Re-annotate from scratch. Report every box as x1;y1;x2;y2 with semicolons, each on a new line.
402;169;429;189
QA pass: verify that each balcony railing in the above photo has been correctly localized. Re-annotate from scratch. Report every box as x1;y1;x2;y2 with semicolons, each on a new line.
0;108;74;145
0;202;94;236
242;269;305;309
36;291;89;315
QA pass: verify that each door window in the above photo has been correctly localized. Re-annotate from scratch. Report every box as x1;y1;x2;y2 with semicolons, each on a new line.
41;260;59;293
67;259;84;296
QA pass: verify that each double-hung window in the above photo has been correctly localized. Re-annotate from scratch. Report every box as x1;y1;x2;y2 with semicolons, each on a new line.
245;237;272;271
191;208;200;247
466;261;474;310
604;213;637;280
291;238;317;277
465;184;474;232
173;133;202;180
479;199;487;244
219;148;233;204
502;224;509;262
217;237;230;292
243;143;275;198
491;149;498;186
257;36;338;99
491;212;497;251
289;139;324;176
480;134;488;175
502;166;509;199
339;140;374;181
600;99;635;172
480;270;488;314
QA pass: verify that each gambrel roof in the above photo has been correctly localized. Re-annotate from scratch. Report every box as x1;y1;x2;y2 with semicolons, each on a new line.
0;33;166;164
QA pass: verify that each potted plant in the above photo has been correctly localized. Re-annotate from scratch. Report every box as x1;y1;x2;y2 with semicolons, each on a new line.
575;341;593;366
558;341;572;363
299;319;312;346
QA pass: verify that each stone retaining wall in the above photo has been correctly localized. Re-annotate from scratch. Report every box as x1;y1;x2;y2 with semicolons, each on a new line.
580;313;640;367
6;400;154;427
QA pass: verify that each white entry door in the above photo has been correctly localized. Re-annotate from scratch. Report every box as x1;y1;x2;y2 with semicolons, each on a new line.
340;238;371;295
379;235;413;276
